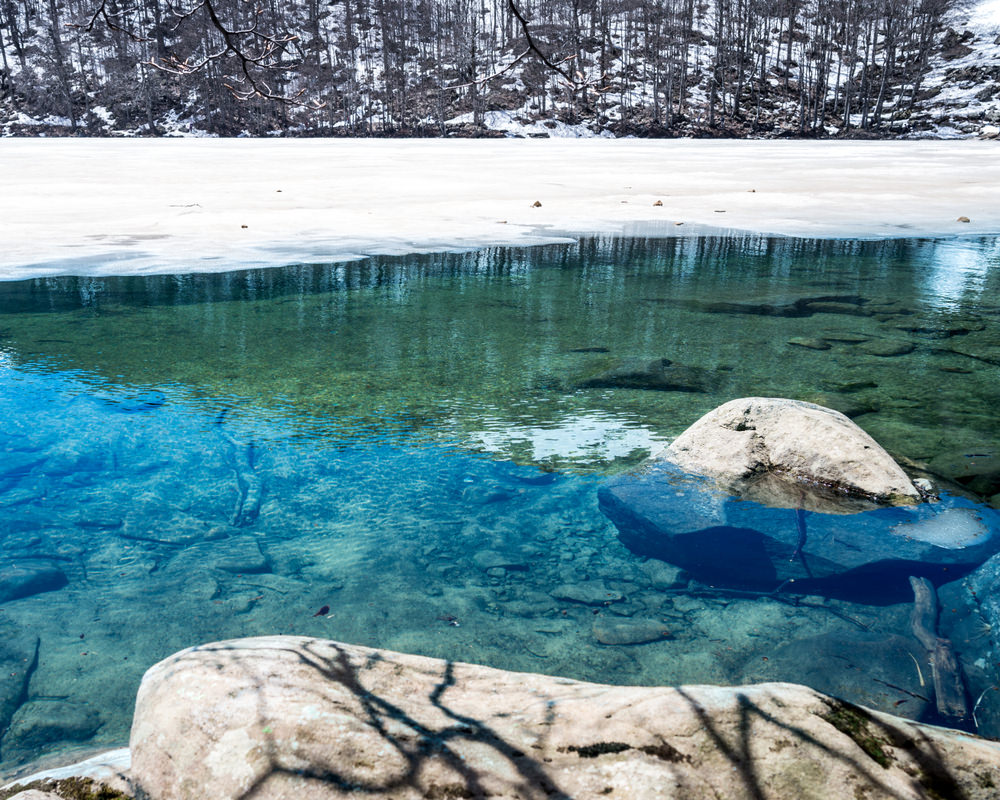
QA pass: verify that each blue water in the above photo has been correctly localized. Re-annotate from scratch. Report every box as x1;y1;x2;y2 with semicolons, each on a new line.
1;235;999;774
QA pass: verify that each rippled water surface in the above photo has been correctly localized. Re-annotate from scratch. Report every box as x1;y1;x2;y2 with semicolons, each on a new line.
2;235;1000;775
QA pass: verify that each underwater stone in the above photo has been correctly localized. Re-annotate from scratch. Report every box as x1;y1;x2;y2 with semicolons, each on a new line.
129;636;1000;800
889;319;985;338
575;358;719;393
819;379;877;393
928;450;1000;498
2;701;102;767
592;618;671;645
197;537;272;575
100;389;167;413
803;301;873;316
549;581;622;605
819;333;870;345
966;554;1000;661
859;339;915;357
459;484;515;505
741;632;930;722
638;559;685;590
1;633;38;742
693;295;870;319
472;550;529;572
0;563;68;604
787;337;831;351
122;513;221;545
799;392;878;420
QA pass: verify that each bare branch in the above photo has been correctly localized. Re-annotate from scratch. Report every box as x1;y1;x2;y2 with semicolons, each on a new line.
449;0;610;94
71;0;150;41
449;49;531;90
87;0;324;108
506;0;577;87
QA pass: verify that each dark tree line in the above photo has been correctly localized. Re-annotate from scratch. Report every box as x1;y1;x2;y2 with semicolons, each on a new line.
0;0;958;136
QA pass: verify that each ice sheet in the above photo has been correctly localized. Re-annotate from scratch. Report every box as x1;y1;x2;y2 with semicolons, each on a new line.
2;139;999;280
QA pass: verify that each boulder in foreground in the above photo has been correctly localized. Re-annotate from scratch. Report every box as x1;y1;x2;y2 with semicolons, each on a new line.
130;636;1000;800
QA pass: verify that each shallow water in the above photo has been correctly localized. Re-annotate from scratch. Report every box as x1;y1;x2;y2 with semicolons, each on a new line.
1;234;999;775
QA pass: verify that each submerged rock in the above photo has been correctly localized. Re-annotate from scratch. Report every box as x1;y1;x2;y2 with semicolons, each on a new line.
889;319;985;338
121;513;225;546
928;450;1000;498
600;398;1000;601
693;295;871;319
163;536;272;576
965;553;1000;662
820;333;871;344
637;559;686;590
472;550;529;572
2;701;103;767
859;339;916;357
787;337;831;351
592;617;671;645
1;633;38;739
549;580;622;605
129;636;1000;800
575;358;721;393
799;391;878;420
741;632;930;722
0;563;68;604
99;389;167;414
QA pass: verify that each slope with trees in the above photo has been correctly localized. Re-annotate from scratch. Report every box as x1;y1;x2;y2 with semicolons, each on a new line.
0;0;995;137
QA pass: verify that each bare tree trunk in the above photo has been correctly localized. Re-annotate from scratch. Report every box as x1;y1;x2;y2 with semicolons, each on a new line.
46;0;78;129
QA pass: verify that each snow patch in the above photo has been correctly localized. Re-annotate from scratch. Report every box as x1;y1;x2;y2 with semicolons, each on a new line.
447;110;611;139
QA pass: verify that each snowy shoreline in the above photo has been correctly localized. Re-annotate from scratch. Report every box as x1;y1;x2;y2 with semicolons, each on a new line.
3;138;1000;281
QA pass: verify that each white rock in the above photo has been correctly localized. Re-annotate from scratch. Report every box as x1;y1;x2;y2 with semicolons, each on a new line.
660;397;919;506
130;636;1000;800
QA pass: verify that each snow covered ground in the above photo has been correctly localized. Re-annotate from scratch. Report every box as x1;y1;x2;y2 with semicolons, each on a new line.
908;0;1000;137
2;138;999;280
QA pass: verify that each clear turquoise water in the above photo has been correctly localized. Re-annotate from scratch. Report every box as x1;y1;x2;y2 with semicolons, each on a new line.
1;234;999;774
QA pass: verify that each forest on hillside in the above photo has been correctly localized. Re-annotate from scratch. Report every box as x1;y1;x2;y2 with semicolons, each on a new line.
0;0;968;136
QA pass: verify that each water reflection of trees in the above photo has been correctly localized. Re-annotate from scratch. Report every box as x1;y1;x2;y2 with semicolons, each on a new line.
0;236;996;466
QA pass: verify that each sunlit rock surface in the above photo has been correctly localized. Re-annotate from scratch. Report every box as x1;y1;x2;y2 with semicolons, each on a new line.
658;397;920;507
128;636;1000;800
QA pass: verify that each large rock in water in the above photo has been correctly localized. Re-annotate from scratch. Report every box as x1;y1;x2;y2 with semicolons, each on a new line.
660;397;920;507
130;636;1000;800
600;398;1000;601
